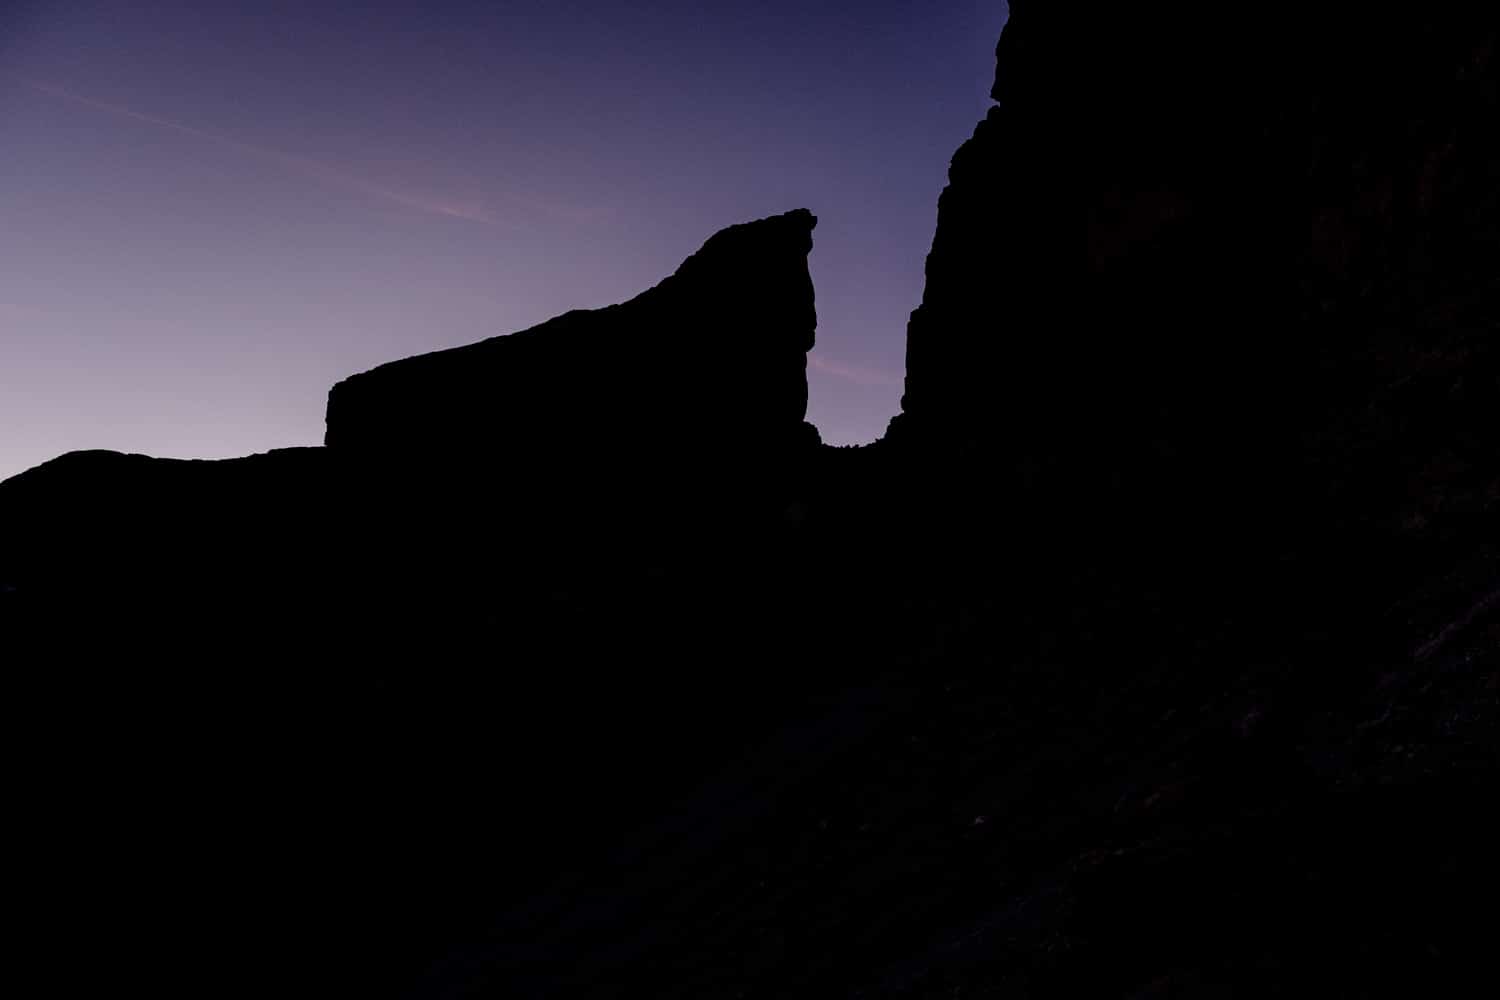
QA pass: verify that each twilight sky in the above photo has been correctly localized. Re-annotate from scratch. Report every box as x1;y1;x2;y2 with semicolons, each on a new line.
1;1;1008;481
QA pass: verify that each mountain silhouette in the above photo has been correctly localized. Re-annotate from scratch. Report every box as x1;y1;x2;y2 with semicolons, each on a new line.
326;208;820;461
3;4;1497;998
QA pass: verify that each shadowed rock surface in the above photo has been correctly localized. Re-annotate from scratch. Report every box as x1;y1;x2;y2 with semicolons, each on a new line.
4;4;1499;999
892;3;1499;555
326;208;820;463
1;211;837;1000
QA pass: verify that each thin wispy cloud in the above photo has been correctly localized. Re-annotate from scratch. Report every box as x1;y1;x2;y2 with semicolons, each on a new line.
809;353;898;386
23;79;499;225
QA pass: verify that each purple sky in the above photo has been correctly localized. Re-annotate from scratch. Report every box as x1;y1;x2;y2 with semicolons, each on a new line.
1;1;1008;481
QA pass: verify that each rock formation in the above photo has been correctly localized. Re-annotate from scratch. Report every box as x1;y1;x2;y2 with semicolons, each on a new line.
892;3;1500;571
325;208;820;464
0;210;832;1000
3;5;1498;999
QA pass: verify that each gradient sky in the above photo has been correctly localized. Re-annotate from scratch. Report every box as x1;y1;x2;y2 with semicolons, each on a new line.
1;1;1008;481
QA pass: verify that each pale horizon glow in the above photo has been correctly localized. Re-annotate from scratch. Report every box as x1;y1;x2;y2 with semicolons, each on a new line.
0;1;1009;481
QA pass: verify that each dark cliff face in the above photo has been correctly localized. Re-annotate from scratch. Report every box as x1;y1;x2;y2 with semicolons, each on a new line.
325;208;820;462
0;212;832;1000
885;0;1069;449
892;3;1499;571
3;8;1499;1000
828;6;1498;994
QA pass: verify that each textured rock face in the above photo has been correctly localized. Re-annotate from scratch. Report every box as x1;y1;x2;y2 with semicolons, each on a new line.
892;3;1500;560
325;208;819;462
886;0;1072;450
4;9;1499;1000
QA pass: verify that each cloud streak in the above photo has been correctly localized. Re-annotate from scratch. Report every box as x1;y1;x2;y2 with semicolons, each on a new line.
23;79;498;224
809;353;898;386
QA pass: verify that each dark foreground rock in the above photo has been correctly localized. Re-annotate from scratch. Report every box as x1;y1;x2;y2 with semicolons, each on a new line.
3;5;1498;999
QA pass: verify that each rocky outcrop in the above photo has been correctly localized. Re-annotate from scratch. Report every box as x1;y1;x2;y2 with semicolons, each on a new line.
0;447;337;591
0;216;832;1000
883;0;1077;452
890;3;1500;570
325;208;820;464
4;8;1499;1000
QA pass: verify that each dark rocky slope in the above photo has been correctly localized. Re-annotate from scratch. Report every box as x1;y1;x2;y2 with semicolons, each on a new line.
4;5;1499;998
2;210;845;1000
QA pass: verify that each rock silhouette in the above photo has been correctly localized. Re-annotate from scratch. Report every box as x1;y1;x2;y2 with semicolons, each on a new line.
893;3;1499;555
326;208;820;463
3;4;1498;999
